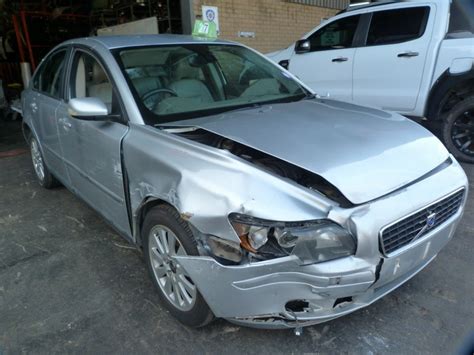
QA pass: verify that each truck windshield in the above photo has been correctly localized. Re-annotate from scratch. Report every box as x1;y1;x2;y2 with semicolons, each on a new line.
449;0;474;36
114;44;308;124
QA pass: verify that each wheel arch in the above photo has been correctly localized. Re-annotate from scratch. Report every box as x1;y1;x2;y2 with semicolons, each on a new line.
22;121;46;158
133;196;182;247
426;68;474;121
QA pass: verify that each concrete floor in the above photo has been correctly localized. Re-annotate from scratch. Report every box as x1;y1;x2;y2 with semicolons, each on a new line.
0;120;473;354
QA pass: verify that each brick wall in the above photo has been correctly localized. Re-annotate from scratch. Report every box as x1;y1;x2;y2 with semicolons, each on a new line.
193;0;338;53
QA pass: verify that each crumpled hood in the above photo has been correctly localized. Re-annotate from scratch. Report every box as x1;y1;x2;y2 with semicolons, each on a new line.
168;99;449;205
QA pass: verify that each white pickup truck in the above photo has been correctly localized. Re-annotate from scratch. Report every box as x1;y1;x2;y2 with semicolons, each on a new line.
268;0;474;163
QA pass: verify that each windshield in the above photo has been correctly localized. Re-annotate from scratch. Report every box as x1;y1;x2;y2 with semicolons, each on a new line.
115;44;308;124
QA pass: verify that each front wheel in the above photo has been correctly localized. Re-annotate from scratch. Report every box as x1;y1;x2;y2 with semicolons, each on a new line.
142;205;214;327
441;97;474;164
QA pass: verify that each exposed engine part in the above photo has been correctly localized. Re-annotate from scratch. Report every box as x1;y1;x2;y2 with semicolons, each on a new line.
177;129;353;208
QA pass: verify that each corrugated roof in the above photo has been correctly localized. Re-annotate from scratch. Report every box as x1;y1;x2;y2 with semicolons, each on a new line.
286;0;350;10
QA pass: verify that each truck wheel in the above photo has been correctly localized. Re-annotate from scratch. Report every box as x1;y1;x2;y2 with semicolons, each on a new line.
142;204;214;327
30;136;60;188
441;97;474;164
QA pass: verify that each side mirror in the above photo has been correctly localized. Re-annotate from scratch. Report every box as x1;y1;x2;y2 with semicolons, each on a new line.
68;97;110;121
295;39;311;54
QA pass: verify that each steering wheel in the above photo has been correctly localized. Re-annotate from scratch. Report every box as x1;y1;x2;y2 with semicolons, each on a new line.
141;88;178;110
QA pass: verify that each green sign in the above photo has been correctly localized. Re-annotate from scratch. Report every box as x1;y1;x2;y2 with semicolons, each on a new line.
192;20;217;38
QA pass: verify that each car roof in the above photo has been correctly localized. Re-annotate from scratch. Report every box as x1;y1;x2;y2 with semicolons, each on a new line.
62;34;238;50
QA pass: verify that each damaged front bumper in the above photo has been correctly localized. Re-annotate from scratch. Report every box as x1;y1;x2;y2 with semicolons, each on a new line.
174;157;467;329
176;217;459;329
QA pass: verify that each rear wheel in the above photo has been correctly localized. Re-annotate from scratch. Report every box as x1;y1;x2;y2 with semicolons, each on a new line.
441;97;474;164
142;205;214;327
30;136;60;188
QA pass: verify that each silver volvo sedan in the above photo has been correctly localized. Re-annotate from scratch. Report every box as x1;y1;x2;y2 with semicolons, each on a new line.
22;35;468;330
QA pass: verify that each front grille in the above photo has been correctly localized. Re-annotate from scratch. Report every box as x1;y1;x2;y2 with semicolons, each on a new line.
380;189;465;255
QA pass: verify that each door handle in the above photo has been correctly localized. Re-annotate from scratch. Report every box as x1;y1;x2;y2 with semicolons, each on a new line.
332;57;349;62
397;51;419;58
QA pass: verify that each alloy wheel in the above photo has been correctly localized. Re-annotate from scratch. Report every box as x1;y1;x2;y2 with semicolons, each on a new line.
31;139;45;182
451;109;474;157
148;225;197;311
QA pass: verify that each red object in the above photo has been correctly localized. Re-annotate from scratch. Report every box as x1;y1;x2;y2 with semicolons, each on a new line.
12;15;26;63
20;11;36;70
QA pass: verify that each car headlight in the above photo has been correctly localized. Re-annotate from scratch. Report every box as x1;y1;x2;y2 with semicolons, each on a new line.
229;213;356;264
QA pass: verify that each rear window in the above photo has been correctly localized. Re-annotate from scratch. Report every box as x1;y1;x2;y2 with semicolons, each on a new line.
448;0;474;36
367;7;430;46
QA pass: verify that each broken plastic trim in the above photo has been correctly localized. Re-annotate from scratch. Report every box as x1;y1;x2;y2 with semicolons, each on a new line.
285;300;310;313
206;236;243;263
333;296;353;308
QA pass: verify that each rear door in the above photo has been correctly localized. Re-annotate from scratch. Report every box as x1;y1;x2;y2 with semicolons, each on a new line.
352;5;434;112
29;48;69;181
56;48;131;237
288;14;361;102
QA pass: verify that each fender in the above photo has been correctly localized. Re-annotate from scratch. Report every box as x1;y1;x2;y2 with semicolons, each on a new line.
426;66;474;120
131;196;181;246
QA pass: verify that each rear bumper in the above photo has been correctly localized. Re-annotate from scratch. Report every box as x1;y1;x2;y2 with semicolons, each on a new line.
176;210;461;329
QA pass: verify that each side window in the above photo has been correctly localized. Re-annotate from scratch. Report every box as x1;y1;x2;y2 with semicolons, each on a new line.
367;7;430;46
32;50;67;98
308;15;360;52
449;0;474;36
70;51;114;113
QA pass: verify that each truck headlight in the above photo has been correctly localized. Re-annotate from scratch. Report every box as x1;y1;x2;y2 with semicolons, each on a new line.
229;214;356;264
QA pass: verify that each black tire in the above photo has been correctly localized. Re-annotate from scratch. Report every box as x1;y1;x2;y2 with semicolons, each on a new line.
441;97;474;164
142;204;214;327
29;136;60;188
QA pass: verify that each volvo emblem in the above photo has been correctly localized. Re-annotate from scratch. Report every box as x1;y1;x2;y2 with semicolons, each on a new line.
413;212;437;242
426;212;437;229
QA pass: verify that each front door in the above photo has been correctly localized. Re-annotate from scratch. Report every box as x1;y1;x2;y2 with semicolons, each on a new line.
288;14;361;102
56;49;131;237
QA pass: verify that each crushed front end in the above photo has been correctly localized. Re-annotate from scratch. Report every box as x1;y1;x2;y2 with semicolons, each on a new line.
175;158;468;329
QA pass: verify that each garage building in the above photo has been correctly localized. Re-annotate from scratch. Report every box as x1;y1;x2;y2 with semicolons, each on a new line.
0;0;348;92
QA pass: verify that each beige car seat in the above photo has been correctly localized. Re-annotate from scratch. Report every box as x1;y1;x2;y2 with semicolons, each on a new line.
75;57;113;111
88;62;113;110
